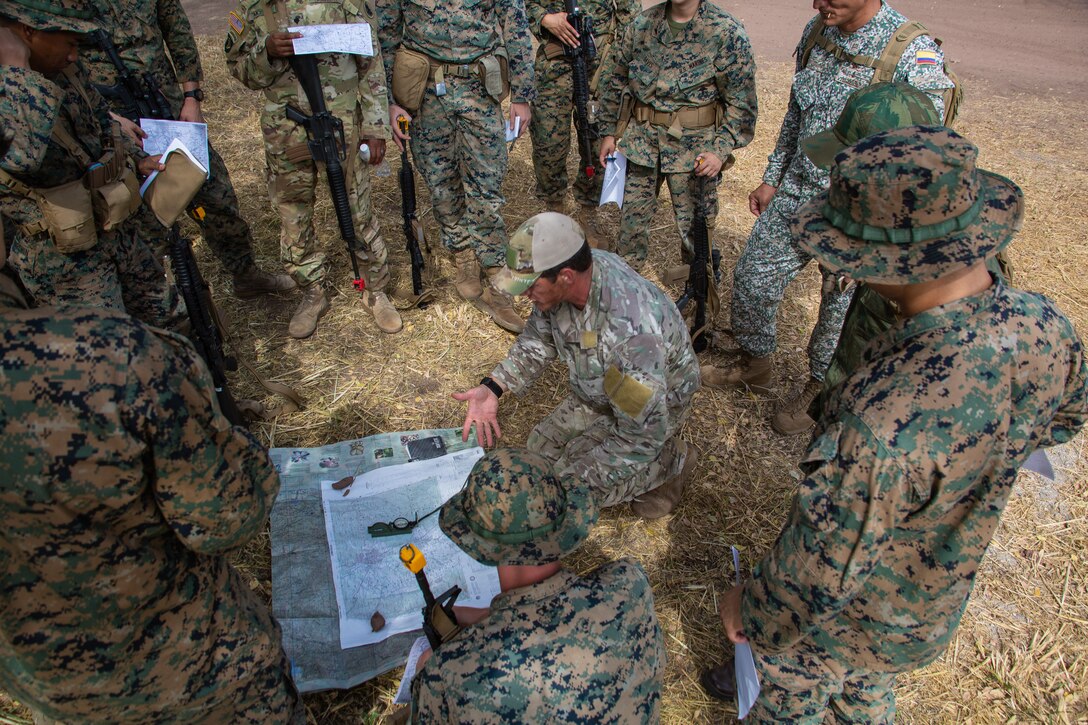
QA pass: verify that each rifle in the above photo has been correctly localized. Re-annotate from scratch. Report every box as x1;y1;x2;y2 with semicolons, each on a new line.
285;54;366;294
562;0;598;179
90;29;173;122
167;223;245;425
396;115;430;305
676;174;715;353
400;544;462;650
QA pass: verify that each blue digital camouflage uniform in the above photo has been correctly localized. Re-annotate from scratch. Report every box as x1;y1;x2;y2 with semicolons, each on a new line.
225;0;392;290
81;0;263;276
375;0;535;270
488;249;700;506
526;0;639;208
0;64;181;329
729;1;953;380
0;292;302;723
596;0;757;265
411;559;664;722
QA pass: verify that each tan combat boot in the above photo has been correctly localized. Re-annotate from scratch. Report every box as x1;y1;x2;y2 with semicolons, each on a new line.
700;353;773;392
288;285;329;339
771;377;824;436
233;265;297;299
630;441;699;519
362;290;403;334
575;204;609;251
479;267;526;334
452;249;483;300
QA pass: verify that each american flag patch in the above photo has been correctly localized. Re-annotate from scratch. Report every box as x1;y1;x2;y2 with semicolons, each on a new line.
915;50;939;66
228;11;245;34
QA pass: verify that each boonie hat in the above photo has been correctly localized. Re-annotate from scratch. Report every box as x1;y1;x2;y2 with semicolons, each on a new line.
803;82;940;169
493;212;587;296
440;447;597;567
0;0;98;33
793;125;1023;285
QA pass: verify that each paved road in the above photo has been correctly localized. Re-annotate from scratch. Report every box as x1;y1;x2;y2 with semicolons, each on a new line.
182;0;1088;99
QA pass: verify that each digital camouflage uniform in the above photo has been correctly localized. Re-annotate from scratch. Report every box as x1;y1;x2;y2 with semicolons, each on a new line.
526;0;639;208
0;64;181;328
730;1;953;380
375;0;535;270
0;293;302;722
411;560;664;723
489;249;700;506
225;0;391;289
596;0;756;265
82;0;262;276
738;127;1088;721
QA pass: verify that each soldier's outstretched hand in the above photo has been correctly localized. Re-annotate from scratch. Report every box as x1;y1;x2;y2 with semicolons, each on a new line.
267;31;303;59
452;385;502;446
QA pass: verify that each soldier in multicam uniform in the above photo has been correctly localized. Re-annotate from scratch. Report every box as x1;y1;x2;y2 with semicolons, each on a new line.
526;0;639;246
0;103;301;723
225;0;402;338
596;0;756;269
81;0;297;301
411;447;665;722
0;0;181;329
453;212;700;517
703;0;954;435
704;126;1088;721
377;0;534;334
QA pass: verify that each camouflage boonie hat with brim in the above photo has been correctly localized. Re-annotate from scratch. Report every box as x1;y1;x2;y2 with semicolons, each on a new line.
440;447;597;567
793;125;1024;285
0;0;97;33
493;212;587;296
803;82;940;169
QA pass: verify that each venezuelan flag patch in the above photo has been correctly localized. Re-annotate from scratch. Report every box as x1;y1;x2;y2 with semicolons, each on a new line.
915;50;939;66
228;10;245;35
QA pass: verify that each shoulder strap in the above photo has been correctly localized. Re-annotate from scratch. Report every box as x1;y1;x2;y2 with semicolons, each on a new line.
872;20;935;83
0;166;37;199
798;16;826;69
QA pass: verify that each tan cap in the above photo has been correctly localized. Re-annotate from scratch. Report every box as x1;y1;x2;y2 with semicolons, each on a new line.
493;212;587;295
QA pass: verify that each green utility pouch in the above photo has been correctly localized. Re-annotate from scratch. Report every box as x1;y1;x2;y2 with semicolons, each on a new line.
479;50;509;103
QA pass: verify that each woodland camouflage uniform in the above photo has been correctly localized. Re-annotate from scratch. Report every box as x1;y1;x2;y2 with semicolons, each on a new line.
224;0;392;296
490;239;700;506
738;127;1088;721
412;448;665;722
81;0;282;285
526;0;639;210
596;0;756;266
729;1;954;382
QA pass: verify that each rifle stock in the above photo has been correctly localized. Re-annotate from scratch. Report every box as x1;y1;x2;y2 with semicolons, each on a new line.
562;0;598;179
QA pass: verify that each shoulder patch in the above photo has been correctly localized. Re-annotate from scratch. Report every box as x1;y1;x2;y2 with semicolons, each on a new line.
228;10;245;36
915;49;939;66
603;365;652;419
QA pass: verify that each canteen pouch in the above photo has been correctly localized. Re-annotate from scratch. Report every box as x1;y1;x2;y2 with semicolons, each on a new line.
91;165;142;231
36;179;98;252
392;47;431;112
479;51;509;103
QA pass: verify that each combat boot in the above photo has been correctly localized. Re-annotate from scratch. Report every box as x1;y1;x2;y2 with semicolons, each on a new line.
700;353;773;392
575;204;609;251
362;290;403;334
479;268;526;334
630;441;698;519
288;285;329;339
771;377;824;436
232;265;297;299
453;249;483;301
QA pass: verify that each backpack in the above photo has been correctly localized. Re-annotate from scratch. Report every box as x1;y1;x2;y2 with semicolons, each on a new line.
798;18;962;126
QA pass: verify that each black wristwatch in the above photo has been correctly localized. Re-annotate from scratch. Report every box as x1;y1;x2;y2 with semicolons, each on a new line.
183;88;205;102
480;377;504;399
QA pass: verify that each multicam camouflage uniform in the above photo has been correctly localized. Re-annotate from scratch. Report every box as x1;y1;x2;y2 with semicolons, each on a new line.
526;0;639;208
412;561;663;722
488;250;700;506
82;0;262;276
0;293;301;722
739;127;1088;720
375;0;535;270
596;0;756;265
0;64;181;328
225;0;391;289
729;2;953;380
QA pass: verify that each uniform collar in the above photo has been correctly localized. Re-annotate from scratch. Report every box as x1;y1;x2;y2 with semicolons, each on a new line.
886;274;1003;348
658;0;705;43
490;569;578;612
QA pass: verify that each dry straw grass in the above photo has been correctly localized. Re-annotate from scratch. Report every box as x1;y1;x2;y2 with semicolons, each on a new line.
4;39;1087;724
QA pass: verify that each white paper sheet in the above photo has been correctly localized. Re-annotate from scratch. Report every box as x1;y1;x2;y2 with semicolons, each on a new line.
139;119;209;177
290;23;373;56
504;115;521;143
393;636;431;704
599;150;626;208
732;546;761;719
